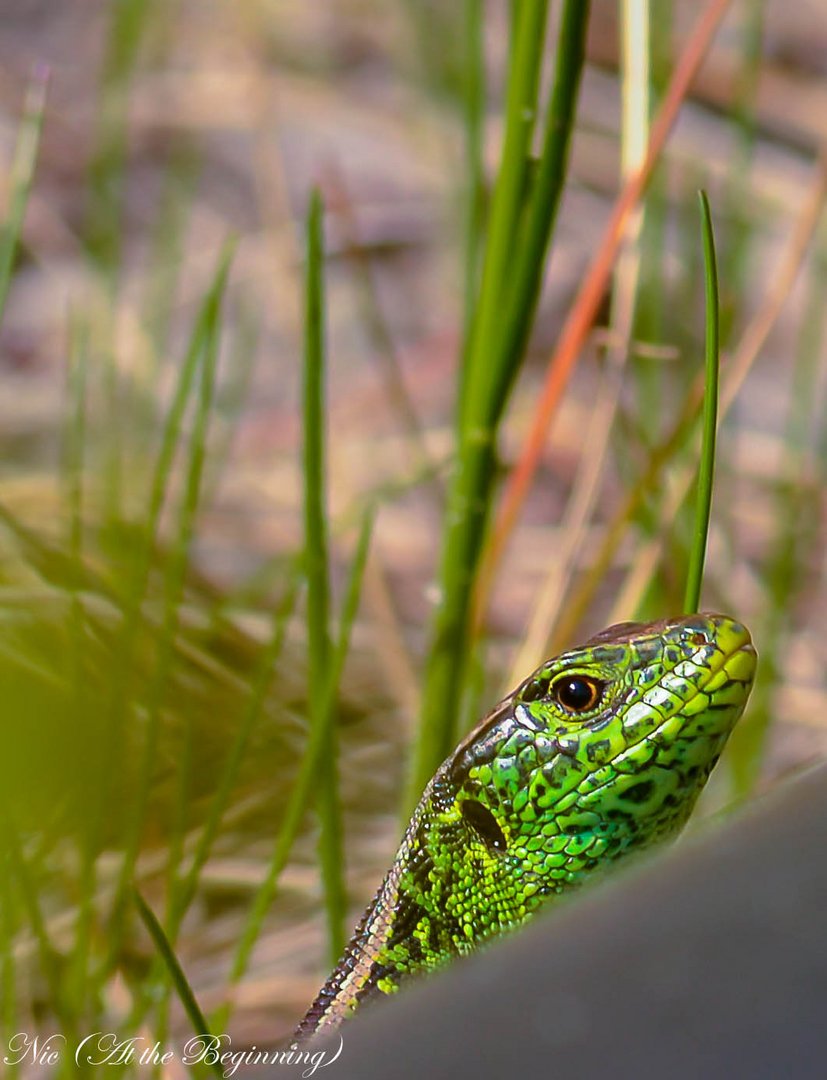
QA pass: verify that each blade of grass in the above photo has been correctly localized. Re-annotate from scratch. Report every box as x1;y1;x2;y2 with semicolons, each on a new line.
478;0;732;621
0;797;77;1041
302;190;346;965
128;243;233;1044
133;889;224;1080
85;0;153;272
61;316;93;1018
167;572;300;938
323;166;438;498
224;505;375;1013
144;144;202;361
598;164;827;633
461;0;485;339
683;191;720;613
64;313;88;679
458;0;549;431
412;1;590;805
510;0;648;682
105;242;235;963
481;0;592;420
162;239;235;900
0;64;48;327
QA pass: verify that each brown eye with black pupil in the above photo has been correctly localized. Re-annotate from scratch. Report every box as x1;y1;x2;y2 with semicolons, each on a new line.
552;676;602;712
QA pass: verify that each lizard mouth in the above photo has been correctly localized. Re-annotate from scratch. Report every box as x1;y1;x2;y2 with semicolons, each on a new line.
687;614;757;697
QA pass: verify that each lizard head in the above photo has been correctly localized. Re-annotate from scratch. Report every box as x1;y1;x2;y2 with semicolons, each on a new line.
416;613;756;945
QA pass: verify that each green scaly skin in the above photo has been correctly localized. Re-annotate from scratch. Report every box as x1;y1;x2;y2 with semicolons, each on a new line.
296;612;756;1041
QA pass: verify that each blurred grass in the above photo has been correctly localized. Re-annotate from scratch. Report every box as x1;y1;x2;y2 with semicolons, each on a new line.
412;0;590;802
0;0;825;1062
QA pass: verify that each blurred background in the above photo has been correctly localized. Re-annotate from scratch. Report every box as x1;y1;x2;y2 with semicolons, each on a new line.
0;0;826;1062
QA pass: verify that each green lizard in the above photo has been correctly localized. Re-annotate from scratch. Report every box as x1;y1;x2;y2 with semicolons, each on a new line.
296;612;755;1041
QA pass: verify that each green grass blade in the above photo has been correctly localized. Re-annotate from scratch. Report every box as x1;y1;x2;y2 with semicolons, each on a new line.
683;190;720;613
106;242;235;956
461;0;485;337
302;190;347;964
487;0;592;411
161;240;235;906
121;242;234;1047
226;506;375;1005
85;0;153;272
411;1;590;807
0;65;48;327
304;190;330;689
315;504;375;955
167;574;299;937
0;798;76;1040
64;312;89;721
133;889;223;1079
459;0;548;431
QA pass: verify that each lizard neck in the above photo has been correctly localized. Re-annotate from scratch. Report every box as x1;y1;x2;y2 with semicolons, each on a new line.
294;777;442;1043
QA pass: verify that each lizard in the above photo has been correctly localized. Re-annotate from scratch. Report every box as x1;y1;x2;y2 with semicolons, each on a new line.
295;612;756;1042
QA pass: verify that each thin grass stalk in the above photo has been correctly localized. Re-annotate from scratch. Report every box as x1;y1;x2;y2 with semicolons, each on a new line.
484;0;591;417
138;244;232;1048
85;0;153;272
225;506;375;1008
133;890;223;1080
479;0;732;615
0;65;48;327
167;575;300;936
461;0;485;339
683;192;720;613
162;243;234;903
0;799;76;1040
411;1;590;806
61;318;93;1018
632;3;672;441
201;302;261;510
64;316;89;784
324;168;437;498
63;333;101;1018
599;166;827;632
302;190;347;964
106;245;234;961
144;146;201;361
511;0;644;681
458;0;548;431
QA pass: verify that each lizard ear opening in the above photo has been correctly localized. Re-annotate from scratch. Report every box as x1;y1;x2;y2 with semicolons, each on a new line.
460;798;507;851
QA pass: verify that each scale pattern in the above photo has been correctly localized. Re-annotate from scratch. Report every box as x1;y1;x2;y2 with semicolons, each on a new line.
296;613;756;1041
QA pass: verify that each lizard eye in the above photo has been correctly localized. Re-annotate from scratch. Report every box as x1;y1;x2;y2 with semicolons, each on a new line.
550;674;603;713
